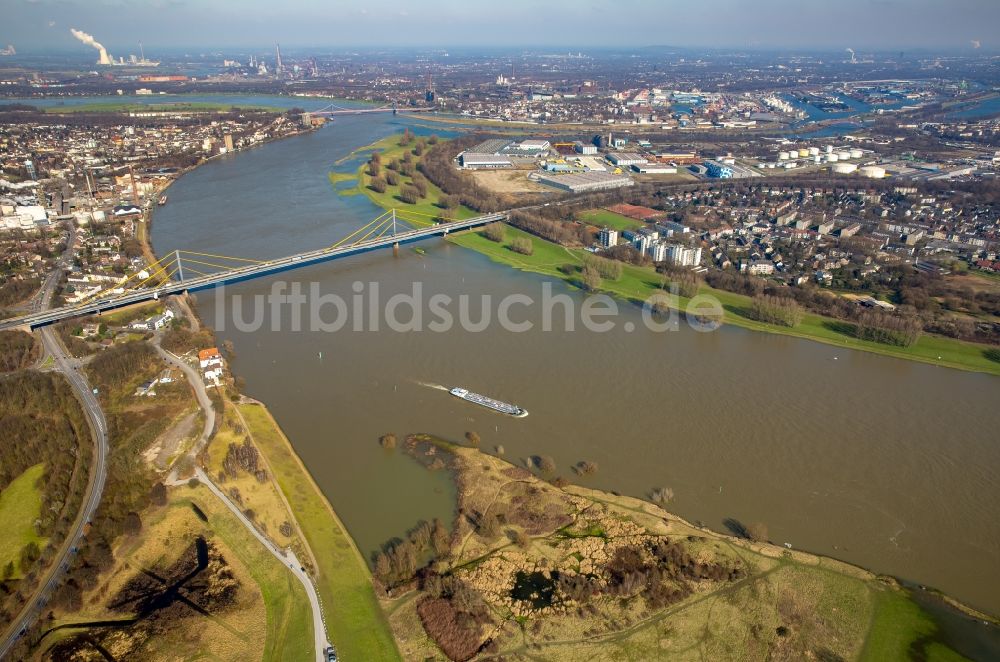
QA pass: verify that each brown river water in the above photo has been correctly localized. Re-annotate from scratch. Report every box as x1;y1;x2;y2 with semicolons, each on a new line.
152;111;1000;615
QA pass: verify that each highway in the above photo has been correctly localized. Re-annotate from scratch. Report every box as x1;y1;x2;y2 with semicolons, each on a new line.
0;273;109;659
0;211;507;332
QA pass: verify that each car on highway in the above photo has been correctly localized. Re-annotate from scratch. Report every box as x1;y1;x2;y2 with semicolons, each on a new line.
324;645;338;661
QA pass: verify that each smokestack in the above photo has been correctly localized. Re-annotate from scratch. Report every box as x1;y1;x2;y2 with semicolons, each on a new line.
71;28;111;65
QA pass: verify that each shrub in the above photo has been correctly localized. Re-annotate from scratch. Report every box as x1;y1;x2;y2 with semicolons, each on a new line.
855;310;922;347
584;254;623;280
510;237;533;255
535;455;556;474
581;264;602;291
483;222;506;243
399;185;420;204
748;295;803;328
746;522;769;542
369;176;387;194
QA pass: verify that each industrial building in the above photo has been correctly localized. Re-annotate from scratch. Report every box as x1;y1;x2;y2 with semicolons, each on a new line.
535;171;634;193
705;160;734;178
459;152;513;169
517;139;551;153
574;141;598;155
632;164;677;174
607;152;647;167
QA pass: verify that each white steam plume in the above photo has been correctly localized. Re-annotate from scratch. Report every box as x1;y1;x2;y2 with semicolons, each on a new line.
70;28;111;65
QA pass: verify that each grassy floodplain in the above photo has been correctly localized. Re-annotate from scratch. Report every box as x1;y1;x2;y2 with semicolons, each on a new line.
0;463;47;577
383;440;984;661
237;402;402;662
40;482;313;661
344;132;1000;377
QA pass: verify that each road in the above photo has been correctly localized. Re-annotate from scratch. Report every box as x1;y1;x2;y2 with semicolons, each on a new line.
188;467;329;662
0;216;109;659
0;331;109;658
152;334;215;484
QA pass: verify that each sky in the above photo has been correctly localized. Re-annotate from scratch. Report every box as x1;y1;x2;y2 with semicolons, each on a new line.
3;0;999;53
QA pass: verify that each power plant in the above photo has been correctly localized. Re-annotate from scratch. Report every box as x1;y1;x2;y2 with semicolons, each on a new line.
70;29;159;66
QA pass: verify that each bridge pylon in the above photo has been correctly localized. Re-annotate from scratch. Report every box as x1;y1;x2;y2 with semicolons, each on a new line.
392;209;400;256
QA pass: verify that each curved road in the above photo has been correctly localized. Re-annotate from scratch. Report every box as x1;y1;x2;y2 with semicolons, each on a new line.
153;335;215;484
190;467;328;661
158;321;327;660
0;330;109;658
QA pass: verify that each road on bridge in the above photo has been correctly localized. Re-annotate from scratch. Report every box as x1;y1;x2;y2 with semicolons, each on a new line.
0;211;508;333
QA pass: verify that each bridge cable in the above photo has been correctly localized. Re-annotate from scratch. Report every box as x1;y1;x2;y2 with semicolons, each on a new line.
176;256;247;272
329;210;393;249
77;253;177;304
178;250;265;264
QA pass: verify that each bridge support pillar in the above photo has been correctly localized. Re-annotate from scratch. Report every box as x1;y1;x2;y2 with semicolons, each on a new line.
393;242;400;257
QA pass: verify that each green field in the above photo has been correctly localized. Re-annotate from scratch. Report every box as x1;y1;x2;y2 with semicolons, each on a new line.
238;403;401;662
0;464;46;577
578;208;645;231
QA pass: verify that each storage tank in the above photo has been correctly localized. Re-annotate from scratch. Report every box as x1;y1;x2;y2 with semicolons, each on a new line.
813;155;822;163
808;147;820;156
825;145;834;154
827;153;839;162
850;148;864;159
837;151;852;160
861;165;886;179
798;148;809;158
832;163;858;174
778;151;790;160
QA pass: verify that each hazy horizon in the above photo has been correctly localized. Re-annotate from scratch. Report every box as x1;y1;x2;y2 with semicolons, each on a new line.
3;0;999;54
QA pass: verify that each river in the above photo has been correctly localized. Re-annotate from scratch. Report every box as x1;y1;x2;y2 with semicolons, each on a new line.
149;110;1000;616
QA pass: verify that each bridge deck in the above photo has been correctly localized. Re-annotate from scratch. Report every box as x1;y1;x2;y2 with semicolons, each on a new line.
0;212;505;331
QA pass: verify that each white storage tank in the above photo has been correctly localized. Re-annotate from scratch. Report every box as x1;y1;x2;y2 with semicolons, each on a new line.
837;151;852;160
778;151;790;160
825;145;834;153
827;153;839;162
814;155;822;163
850;148;864;159
832;162;858;174
808;147;820;156
861;165;886;178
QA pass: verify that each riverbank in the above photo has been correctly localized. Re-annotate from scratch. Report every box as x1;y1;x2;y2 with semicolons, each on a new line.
385;436;998;660
346;133;1000;377
233;398;401;661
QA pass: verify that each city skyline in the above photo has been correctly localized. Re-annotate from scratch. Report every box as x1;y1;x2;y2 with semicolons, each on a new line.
3;0;999;52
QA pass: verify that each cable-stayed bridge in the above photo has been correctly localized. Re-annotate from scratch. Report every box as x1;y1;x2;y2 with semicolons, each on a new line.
308;101;435;116
0;209;505;332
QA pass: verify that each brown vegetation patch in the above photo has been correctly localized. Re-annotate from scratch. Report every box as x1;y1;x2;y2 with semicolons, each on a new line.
416;596;486;662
